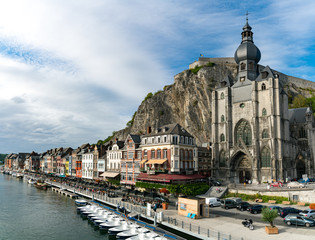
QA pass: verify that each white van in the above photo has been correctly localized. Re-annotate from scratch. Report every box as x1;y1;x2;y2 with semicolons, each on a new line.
205;197;221;207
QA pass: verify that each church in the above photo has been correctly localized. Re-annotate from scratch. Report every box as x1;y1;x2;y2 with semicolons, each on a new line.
208;19;315;184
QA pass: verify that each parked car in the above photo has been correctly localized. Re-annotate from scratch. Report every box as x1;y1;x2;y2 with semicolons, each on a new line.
287;181;305;188
284;214;315;227
299;209;315;219
209;179;221;186
268;206;282;214
220;198;238;209
279;207;302;218
237;201;251;211
270;181;283;187
229;197;242;204
205;197;221;207
247;204;264;214
298;178;310;183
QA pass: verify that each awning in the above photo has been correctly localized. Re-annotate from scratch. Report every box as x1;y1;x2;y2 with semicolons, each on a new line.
140;159;147;164
146;159;167;165
100;172;120;178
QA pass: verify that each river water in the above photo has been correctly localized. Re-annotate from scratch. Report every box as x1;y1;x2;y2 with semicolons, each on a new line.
0;174;111;240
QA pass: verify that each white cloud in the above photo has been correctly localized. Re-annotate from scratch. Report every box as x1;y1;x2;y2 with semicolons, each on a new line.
0;0;314;153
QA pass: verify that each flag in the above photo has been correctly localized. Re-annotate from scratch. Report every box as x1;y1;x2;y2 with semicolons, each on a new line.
200;54;203;57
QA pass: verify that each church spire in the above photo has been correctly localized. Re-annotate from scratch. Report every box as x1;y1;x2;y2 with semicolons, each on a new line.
241;12;253;43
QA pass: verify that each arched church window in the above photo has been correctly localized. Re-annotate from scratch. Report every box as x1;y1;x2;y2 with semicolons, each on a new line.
240;63;246;70
262;129;269;139
262;108;267;116
261;83;266;90
219;151;225;167
299;127;307;138
221;115;225;122
220;134;225;142
235;120;252;146
220;92;224;99
261;147;271;167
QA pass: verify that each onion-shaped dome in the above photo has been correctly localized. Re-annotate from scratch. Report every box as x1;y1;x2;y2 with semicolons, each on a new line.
234;42;261;64
234;20;261;64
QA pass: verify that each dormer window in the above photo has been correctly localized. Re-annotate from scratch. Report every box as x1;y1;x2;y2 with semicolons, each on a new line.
240;77;245;82
262;71;268;79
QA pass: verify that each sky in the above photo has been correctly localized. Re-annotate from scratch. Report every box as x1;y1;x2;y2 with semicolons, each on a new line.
0;0;314;153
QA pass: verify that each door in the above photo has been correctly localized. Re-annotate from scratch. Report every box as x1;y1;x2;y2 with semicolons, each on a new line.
199;204;203;216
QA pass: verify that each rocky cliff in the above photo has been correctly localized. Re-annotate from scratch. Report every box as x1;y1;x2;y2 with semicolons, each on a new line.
113;60;314;145
114;62;237;145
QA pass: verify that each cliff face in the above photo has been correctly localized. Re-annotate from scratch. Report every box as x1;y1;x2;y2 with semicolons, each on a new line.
113;61;314;145
114;63;237;145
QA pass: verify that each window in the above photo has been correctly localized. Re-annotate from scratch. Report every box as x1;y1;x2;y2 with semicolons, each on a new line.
151;150;155;159
299;127;307;138
262;108;267;116
248;62;254;70
180;149;184;160
221;115;225;122
164;136;167;142
163;149;167;158
157;149;161;159
129;142;133;148
128;152;134;159
240;77;245;82
157;137;160;143
240;103;245;108
262;129;269;139
220;92;224;99
173;136;178;144
261;83;266;90
261;147;271;167
262;71;268;79
235;119;252;146
144;138;147;144
219;151;225;168
144;150;147;157
240;63;246;70
220;134;225;142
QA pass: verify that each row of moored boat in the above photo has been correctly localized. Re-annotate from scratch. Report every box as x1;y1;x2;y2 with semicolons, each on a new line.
77;203;167;240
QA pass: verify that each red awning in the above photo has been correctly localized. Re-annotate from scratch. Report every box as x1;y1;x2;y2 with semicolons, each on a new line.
136;173;206;183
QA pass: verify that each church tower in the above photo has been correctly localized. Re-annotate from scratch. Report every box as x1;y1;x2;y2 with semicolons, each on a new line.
234;18;261;82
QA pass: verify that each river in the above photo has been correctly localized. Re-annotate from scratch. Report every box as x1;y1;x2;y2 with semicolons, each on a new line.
0;174;111;240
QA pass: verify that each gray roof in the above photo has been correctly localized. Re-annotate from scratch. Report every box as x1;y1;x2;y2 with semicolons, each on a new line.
288;108;308;123
142;123;193;138
255;65;275;82
130;134;141;144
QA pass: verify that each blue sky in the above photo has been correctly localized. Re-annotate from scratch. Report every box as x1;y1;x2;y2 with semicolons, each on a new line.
0;0;314;153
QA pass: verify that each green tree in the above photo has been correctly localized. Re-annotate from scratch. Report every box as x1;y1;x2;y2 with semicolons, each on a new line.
292;95;307;108
261;208;278;227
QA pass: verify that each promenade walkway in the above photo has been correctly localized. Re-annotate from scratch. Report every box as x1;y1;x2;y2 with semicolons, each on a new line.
47;180;315;240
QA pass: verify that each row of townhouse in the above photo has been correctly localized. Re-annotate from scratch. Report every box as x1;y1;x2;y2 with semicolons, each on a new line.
4;123;212;185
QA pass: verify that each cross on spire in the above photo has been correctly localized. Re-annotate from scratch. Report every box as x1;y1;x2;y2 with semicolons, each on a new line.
246;11;249;22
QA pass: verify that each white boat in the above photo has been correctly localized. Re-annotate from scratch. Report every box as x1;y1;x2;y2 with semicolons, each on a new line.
75;199;89;206
81;207;103;217
11;172;17;177
99;218;125;230
92;213;117;226
108;222;139;235
116;227;150;239
16;173;23;179
28;178;36;184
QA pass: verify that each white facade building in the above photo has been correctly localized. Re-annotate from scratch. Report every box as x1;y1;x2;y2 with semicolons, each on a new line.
82;151;94;179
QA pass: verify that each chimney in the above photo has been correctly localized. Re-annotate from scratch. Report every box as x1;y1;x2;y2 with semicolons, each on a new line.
147;126;151;134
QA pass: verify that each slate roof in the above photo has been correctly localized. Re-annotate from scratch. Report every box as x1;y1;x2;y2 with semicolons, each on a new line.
142;123;193;138
288;107;308;123
130;134;141;144
255;65;275;82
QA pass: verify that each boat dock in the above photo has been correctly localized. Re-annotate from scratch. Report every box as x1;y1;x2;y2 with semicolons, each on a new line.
51;187;79;199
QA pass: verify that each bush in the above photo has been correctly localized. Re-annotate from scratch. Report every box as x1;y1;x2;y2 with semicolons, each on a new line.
190;65;203;74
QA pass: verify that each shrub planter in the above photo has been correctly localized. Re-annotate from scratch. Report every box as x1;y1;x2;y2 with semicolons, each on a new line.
162;202;169;210
265;226;278;234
